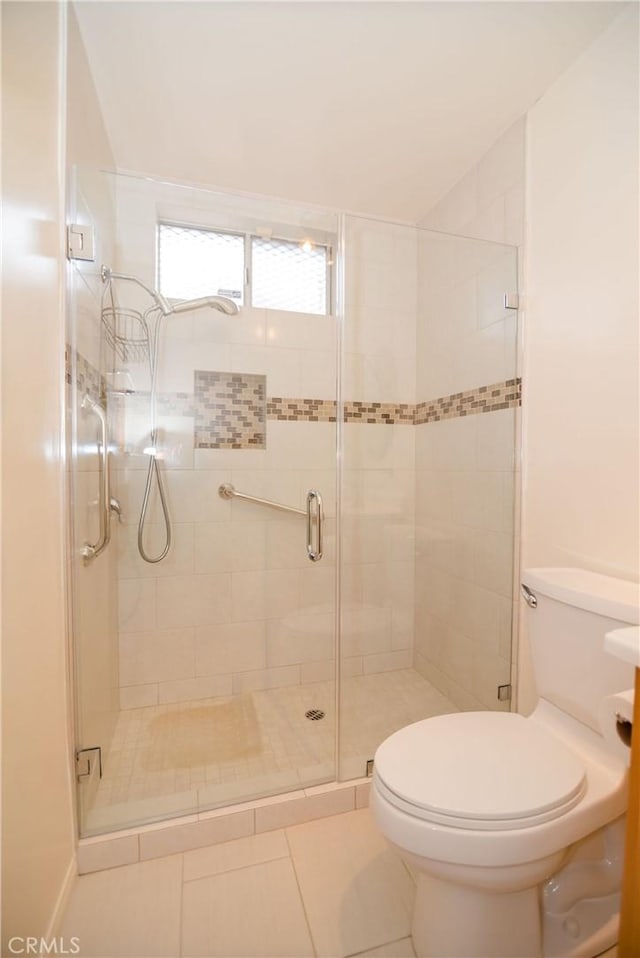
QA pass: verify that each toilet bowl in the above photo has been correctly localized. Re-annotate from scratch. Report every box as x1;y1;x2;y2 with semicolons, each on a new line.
372;567;639;958
372;704;627;957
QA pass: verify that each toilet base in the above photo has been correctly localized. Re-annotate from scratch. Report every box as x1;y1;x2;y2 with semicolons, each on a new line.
412;873;542;958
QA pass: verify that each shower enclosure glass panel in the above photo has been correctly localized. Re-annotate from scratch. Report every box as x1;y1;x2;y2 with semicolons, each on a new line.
67;164;120;833
338;216;519;780
69;179;519;836
69;169;339;836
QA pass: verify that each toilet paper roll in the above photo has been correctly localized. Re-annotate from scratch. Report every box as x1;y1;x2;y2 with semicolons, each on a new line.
598;689;635;764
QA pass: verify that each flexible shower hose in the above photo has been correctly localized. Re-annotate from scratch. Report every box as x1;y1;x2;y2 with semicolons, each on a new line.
137;310;172;563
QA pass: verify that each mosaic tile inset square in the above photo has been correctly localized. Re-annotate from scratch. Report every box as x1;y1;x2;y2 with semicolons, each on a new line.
194;370;267;449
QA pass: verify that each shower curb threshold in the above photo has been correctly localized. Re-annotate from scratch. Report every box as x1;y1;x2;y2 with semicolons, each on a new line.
76;778;371;875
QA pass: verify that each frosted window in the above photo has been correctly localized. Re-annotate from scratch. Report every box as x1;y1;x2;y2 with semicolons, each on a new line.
157;223;331;315
251;237;328;315
157;223;245;304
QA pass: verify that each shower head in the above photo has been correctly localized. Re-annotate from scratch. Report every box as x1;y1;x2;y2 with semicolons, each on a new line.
101;266;239;317
167;295;239;316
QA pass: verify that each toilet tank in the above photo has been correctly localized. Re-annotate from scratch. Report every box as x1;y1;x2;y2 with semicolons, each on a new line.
522;567;640;733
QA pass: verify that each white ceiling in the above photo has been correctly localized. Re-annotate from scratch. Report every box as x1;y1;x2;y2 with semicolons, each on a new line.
74;1;621;222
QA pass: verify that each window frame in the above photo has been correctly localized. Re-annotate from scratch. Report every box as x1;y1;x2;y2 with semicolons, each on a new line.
156;219;334;316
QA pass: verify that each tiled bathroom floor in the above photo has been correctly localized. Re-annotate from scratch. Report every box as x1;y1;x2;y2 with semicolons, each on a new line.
61;807;417;958
87;669;454;833
61;806;623;958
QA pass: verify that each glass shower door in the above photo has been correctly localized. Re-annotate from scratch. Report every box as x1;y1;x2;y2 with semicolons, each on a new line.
67;164;121;833
339;215;519;780
70;170;340;835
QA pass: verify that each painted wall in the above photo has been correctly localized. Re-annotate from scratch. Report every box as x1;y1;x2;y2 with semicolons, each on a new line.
519;5;639;712
1;1;75;943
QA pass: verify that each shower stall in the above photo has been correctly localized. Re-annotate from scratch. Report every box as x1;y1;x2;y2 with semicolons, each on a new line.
67;167;519;837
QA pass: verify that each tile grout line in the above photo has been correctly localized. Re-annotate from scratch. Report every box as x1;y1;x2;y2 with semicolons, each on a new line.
283;827;319;958
398;856;417;888
178;852;185;958
344;935;416;958
182;848;291;884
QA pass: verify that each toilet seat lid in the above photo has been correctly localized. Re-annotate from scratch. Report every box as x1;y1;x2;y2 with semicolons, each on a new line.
374;713;587;830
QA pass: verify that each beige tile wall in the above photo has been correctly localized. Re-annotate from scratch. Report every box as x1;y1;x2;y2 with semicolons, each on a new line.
109;191;521;715
414;125;524;712
419;118;525;248
341;217;417;699
414;410;515;709
111;179;341;707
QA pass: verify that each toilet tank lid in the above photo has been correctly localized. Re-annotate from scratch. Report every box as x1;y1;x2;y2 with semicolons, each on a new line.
522;567;640;625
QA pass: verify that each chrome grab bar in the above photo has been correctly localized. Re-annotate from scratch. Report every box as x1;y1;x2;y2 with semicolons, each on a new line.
218;483;306;517
218;482;323;562
81;393;111;562
306;489;323;562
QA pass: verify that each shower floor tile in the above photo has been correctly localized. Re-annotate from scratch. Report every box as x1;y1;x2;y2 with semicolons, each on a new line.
86;668;454;833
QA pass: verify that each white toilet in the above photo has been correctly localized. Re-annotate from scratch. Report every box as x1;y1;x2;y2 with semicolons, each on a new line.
371;567;640;958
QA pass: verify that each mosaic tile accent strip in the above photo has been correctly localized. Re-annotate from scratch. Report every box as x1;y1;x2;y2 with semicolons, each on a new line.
66;346;104;401
66;348;521;454
267;398;337;422
414;378;521;425
266;399;413;425
267;384;519;426
343;401;414;425
194;370;267;449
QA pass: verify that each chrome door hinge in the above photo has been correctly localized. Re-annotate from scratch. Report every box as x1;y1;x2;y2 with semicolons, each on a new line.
503;293;519;310
521;584;538;609
76;746;102;782
497;684;512;702
67;224;95;262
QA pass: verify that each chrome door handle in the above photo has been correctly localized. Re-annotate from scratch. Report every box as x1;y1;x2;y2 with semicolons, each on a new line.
81;393;111;562
306;489;323;562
